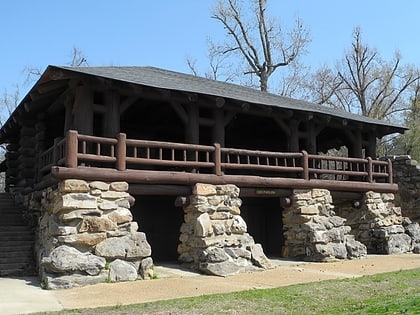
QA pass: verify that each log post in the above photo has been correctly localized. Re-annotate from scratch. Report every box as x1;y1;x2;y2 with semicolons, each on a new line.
387;159;393;184
73;86;94;135
302;150;309;180
367;157;373;183
65;130;78;168
116;133;127;171
212;108;225;147
214;143;222;176
104;90;121;137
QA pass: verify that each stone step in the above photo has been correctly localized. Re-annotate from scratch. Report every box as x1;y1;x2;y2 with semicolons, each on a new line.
0;240;33;247
0;231;33;241
0;269;29;277
0;226;32;232
0;255;33;264
0;215;26;226
0;250;32;259
0;245;33;253
0;263;32;277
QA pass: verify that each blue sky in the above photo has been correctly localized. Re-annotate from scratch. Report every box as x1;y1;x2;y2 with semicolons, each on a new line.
1;0;420;98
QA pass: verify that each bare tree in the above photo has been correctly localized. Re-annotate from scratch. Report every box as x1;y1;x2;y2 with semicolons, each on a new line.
187;39;237;82
24;46;88;86
312;27;420;121
209;0;310;92
0;85;20;127
69;46;88;67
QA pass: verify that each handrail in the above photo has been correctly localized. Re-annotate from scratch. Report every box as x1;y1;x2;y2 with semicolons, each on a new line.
37;130;394;186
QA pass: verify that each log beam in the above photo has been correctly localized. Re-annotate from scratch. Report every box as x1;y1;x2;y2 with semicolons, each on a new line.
50;166;399;193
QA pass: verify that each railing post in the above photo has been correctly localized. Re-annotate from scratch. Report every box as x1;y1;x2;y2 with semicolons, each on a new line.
214;143;222;176
367;157;373;183
302;150;309;180
116;133;127;171
65;130;78;168
387;159;393;184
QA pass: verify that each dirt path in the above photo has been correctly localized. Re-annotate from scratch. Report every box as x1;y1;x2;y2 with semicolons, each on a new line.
52;254;420;310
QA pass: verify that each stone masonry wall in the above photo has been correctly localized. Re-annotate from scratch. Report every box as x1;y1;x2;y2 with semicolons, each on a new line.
177;183;272;276
338;191;419;254
391;156;420;222
32;179;153;289
282;189;367;261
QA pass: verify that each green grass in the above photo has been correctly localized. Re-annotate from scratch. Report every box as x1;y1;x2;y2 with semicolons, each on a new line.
35;268;420;315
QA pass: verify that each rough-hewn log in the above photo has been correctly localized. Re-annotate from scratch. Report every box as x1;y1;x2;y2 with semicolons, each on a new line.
129;184;191;196
73;86;93;135
104;90;121;137
50;166;399;193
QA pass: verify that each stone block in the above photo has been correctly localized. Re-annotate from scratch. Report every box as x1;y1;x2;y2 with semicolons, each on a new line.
98;201;118;211
216;184;240;198
193;183;217;196
199;260;240;276
95;232;152;259
42;271;108;290
230;215;247;234
105;207;133;225
52;193;98;214
58;232;107;248
100;191;129;200
195;213;213;237
59;180;90;193
41;245;106;275
299;205;319;215
89;181;110;191
345;235;367;259
109;259;138;282
139;257;154;279
79;216;117;233
200;247;230;263
59;209;103;222
110;181;129;192
385;233;412;254
250;243;273;269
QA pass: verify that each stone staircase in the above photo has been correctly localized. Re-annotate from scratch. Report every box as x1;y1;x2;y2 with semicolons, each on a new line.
0;193;35;276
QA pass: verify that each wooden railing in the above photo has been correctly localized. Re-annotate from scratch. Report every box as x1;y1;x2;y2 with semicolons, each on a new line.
38;130;393;185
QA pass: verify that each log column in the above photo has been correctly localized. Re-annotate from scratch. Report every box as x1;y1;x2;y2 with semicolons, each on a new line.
186;104;199;144
104;90;121;137
212;107;225;147
365;132;377;158
73;86;94;135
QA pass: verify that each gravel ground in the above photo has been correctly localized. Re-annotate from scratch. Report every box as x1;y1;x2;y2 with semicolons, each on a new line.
51;253;420;311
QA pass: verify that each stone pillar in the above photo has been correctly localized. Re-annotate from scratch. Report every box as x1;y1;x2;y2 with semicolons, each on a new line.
391;156;420;221
177;183;272;276
358;192;412;254
282;189;367;261
36;180;153;289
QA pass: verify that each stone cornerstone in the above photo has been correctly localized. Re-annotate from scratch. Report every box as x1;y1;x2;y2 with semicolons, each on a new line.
282;189;367;261
177;183;272;276
34;179;153;289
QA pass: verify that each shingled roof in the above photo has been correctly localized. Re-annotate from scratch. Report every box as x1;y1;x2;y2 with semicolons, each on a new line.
0;65;407;143
58;65;407;132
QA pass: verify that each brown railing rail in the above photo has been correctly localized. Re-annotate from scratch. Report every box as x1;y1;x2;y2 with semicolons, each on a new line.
38;130;394;185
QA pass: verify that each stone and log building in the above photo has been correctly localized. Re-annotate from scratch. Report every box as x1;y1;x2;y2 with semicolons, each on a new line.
0;65;419;289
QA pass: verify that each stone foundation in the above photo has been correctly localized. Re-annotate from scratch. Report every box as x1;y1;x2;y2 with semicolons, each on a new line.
283;189;367;261
33;179;153;289
177;183;272;276
338;191;418;254
391;156;420;222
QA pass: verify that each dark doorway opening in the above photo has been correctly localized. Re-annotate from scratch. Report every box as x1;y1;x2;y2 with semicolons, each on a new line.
131;196;184;262
240;197;284;256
